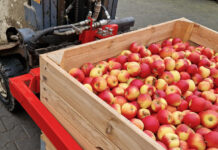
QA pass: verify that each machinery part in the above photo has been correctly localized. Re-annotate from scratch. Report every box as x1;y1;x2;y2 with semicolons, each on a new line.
109;17;135;32
92;0;102;21
0;56;25;112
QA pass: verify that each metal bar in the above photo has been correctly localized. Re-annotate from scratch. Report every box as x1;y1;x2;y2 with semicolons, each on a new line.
9;68;82;150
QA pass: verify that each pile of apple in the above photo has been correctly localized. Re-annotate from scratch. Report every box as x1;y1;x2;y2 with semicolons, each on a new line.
69;38;218;150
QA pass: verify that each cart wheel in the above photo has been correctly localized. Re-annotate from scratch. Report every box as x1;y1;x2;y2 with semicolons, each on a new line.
0;56;25;112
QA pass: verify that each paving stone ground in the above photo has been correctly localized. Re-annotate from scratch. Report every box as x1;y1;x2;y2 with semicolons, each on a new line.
0;0;218;150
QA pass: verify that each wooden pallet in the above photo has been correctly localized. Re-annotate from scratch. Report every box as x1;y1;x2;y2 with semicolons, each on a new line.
40;18;218;150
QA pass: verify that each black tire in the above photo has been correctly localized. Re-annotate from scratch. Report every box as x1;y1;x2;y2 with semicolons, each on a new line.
0;56;25;112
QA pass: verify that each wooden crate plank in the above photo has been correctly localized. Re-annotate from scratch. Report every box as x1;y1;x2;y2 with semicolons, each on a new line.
45;19;182;71
172;20;194;42
41;82;119;150
40;55;164;150
190;23;218;51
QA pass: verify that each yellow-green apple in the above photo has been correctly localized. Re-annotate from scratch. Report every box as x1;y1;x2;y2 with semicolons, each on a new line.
161;133;180;148
96;61;108;74
167;105;177;113
83;77;93;84
151;98;168;112
139;46;151;57
130;118;144;130
201;47;214;59
188;52;200;64
180;72;191;80
128;53;141;62
187;79;196;92
139;63;151;78
127;62;141;77
91;77;108;92
172;51;185;60
172;38;182;45
187;64;198;76
140;57;153;65
118;83;128;90
165;85;182;95
121;102;137;119
192;73;203;84
182;112;200;128
160;47;174;58
90;67;103;77
200;110;218;129
189;97;206;112
175;59;188;72
157;109;173;124
129;42;140;53
157;125;175;140
69;68;85;82
137;94;152;109
145;76;157;86
81;62;94;76
201;91;216;103
172;111;183;125
204;131;218;148
114;96;127;106
116;55;128;65
117;70;130;83
196;127;211;136
210;68;218;78
198;58;211;68
161;38;173;48
110;69;120;77
175;124;194;141
199;66;210;78
165;93;182;107
112;87;124;96
137;108;150;119
187;133;206;150
108;61;122;71
153;90;166;99
177;100;188;111
124;85;140;101
151;60;166;75
155;79;168;90
106;75;118;88
140;84;156;96
157;141;168;150
164;57;176;71
179;140;189;150
144;130;156;141
148;43;161;54
170;70;181;82
176;80;189;93
111;104;121;114
130;79;144;89
198;81;211;91
84;84;93;92
161;71;174;84
98;90;115;104
142;116;160;133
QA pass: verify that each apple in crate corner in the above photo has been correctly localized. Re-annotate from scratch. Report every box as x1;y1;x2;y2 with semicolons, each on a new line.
81;62;94;77
91;77;108;92
157;125;175;140
142;116;160;133
124;85;140;101
121;103;137;119
69;68;85;82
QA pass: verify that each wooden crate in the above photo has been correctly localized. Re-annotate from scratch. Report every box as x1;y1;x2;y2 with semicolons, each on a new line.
40;18;218;150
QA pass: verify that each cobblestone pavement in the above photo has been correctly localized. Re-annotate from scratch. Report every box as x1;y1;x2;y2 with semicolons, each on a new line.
0;0;218;150
0;102;40;150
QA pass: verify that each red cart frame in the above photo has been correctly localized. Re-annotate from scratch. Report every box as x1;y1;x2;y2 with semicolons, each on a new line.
9;68;82;150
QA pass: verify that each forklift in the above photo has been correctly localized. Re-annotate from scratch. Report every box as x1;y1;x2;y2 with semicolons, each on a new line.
0;0;134;112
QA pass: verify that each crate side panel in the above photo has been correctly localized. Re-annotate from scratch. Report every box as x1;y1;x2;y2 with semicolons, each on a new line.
40;82;119;150
40;55;164;150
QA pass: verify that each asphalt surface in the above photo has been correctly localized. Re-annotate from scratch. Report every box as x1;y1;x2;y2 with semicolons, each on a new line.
0;0;218;150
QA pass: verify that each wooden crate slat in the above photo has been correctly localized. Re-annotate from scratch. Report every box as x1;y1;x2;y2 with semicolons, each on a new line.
40;55;164;150
41;82;119;150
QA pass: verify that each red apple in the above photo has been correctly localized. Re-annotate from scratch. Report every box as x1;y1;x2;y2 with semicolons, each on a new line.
144;76;157;86
176;124;193;141
161;38;173;48
91;77;108;92
137;108;150;119
198;58;211;68
199;110;218;129
174;43;186;52
151;98;168;112
175;59;188;72
157;109;173;124
114;96;127;106
201;47;214;59
130;79;144;88
187;64;198;76
177;100;188;111
188;52;200;64
106;75;118;88
166;93;182;107
116;55;128;64
69;68;85;82
180;72;191;80
176;80;189;93
148;43;160;54
155;79;168;91
162;133;180;148
139;46;151;57
183;112;200;128
130;118;144;130
117;70;130;83
83;77;93;84
127;62;141;77
192;73;203;84
128;53;141;62
196;127;211;136
129;42;140;53
144;130;156;141
121;103;137;119
125;86;140;101
153;90;166;99
160;47;174;58
108;61;122;71
172;38;182;45
139;63;151;78
142;116;160;133
151;60;165;75
112;87;124;96
204;131;218;148
189;97;206;112
161;71;174;84
187;133;206;150
81;62;94;76
111;104;121;114
137;94;152;109
140;84;156;96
